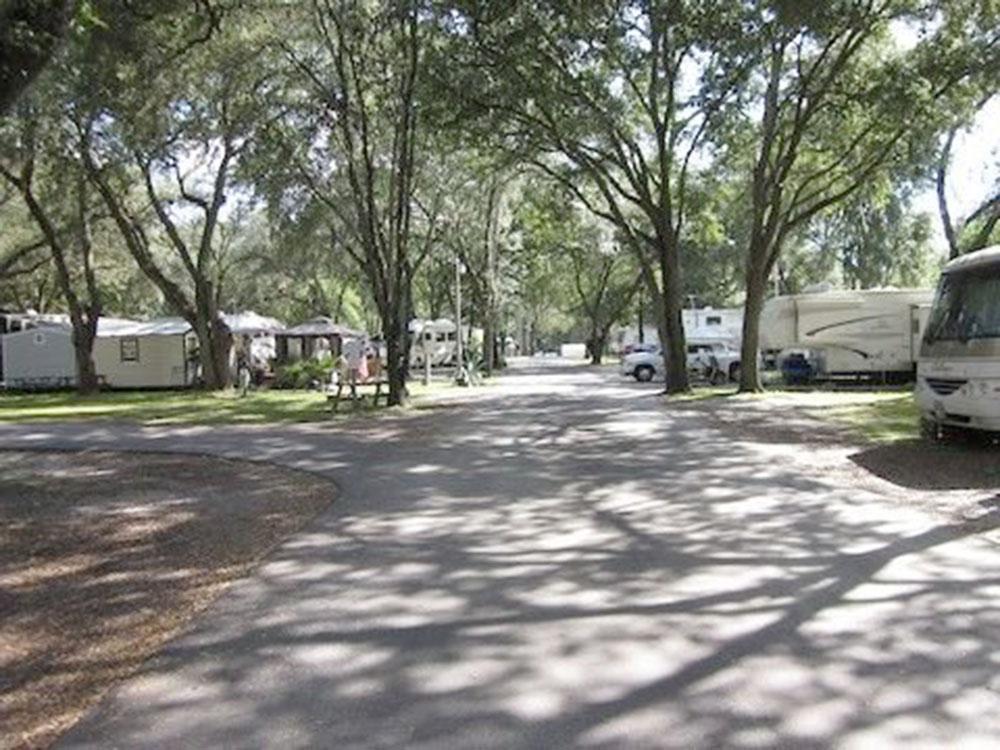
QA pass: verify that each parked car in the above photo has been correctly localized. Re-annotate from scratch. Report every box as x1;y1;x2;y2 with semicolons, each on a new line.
621;342;658;358
621;341;742;383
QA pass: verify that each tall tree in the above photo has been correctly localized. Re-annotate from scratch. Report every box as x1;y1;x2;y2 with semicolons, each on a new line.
278;0;424;405
0;93;104;393
733;0;998;392
569;244;640;366
80;20;275;388
435;0;752;393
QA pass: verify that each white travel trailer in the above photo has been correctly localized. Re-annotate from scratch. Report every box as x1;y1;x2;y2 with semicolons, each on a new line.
917;246;1000;436
410;319;458;368
614;307;745;353
760;288;934;381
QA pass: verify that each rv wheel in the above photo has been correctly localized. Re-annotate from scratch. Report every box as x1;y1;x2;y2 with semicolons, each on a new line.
729;363;741;383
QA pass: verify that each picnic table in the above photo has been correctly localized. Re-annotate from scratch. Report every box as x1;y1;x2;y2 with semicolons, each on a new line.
326;377;390;412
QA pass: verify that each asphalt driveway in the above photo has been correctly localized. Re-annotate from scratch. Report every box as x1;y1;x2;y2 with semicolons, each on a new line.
3;361;999;749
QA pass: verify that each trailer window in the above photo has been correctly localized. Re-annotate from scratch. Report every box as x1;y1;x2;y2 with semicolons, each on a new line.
925;267;1000;342
120;337;140;362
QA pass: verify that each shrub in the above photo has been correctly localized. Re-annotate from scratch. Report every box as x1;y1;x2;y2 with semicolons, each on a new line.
273;359;334;389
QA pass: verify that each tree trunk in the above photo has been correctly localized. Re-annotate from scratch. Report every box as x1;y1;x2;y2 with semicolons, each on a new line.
588;331;606;365
739;261;769;393
191;290;232;390
483;314;495;375
72;324;100;394
383;307;407;406
936;128;961;260
656;236;689;394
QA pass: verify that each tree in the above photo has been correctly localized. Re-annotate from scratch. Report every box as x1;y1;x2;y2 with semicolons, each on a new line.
277;0;424;405
0;93;105;393
570;243;640;365
0;0;75;116
821;190;937;290
79;19;276;388
435;0;753;393
732;0;998;392
936;96;1000;258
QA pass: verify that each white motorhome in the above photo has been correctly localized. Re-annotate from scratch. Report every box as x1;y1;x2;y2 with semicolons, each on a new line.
760;288;934;381
917;245;1000;436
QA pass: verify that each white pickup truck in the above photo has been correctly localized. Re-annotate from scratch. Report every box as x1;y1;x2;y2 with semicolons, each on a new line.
621;341;742;383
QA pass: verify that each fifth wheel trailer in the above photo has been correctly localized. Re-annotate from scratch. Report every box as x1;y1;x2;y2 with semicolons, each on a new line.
760;288;934;381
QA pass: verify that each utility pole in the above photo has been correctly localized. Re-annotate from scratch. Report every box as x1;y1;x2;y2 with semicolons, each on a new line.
455;256;464;383
637;282;644;344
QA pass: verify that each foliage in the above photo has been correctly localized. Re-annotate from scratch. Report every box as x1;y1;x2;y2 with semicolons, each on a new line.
273;358;334;390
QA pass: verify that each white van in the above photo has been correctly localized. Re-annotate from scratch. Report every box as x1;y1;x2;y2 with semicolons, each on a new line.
917;245;1000;437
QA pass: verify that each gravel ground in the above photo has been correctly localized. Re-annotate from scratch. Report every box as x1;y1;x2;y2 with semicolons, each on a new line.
0;451;336;750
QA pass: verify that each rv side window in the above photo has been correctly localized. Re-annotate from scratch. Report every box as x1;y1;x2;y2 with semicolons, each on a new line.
706;316;721;325
120;337;140;363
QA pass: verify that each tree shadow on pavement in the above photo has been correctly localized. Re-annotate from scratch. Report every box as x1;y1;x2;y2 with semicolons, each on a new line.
8;364;1000;750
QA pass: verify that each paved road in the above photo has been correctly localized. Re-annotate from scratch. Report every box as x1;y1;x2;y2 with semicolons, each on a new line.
6;363;1000;749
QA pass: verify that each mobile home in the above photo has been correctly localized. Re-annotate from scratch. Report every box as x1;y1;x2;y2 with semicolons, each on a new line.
917;246;1000;436
94;318;195;388
760;288;934;381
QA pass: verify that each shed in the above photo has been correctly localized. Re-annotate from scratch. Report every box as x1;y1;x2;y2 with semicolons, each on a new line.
0;324;76;389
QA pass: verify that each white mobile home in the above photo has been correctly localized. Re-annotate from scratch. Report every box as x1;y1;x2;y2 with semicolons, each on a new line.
94;318;195;388
2;312;284;389
760;289;934;379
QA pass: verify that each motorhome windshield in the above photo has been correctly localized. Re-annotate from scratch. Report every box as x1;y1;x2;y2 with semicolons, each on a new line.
924;265;1000;343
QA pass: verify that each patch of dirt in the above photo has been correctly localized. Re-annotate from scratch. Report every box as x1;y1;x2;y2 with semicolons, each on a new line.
850;439;1000;491
0;451;335;750
670;391;1000;525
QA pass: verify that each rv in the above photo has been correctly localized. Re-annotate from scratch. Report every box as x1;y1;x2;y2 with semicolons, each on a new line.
614;307;745;353
410;319;458;368
760;288;934;382
917;245;1000;437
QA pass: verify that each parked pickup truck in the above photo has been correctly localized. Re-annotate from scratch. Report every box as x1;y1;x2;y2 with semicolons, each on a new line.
621;341;742;383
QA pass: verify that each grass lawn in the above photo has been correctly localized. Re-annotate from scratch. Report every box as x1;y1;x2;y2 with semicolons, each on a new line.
816;391;919;443
0;380;455;425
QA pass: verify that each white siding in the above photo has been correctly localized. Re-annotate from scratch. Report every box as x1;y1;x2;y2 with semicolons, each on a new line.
94;334;188;388
0;328;75;384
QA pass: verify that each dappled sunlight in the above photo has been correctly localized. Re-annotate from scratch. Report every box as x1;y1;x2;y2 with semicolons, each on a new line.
2;362;999;748
0;452;334;749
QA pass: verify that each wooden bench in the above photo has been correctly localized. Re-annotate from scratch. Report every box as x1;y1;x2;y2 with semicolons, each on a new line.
326;378;390;412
